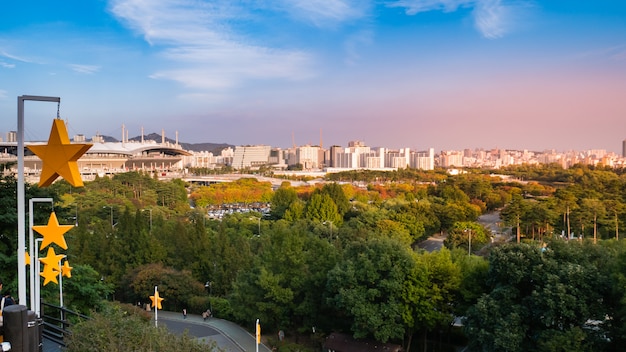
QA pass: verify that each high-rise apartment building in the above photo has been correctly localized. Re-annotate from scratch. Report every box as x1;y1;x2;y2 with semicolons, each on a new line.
231;145;271;169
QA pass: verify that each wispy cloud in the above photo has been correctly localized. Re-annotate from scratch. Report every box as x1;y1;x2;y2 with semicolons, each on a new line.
0;61;15;68
109;0;318;91
0;50;32;63
0;90;6;99
574;44;626;62
69;64;101;74
266;0;370;27
386;0;534;39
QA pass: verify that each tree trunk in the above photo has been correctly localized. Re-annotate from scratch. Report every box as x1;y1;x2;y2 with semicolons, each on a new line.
405;331;413;352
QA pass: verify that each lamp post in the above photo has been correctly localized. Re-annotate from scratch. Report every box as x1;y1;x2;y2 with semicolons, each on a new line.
323;221;334;239
205;281;213;314
29;198;53;312
17;95;61;306
465;228;472;256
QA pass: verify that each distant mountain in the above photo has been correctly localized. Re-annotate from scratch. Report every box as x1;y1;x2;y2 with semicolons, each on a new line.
91;133;233;155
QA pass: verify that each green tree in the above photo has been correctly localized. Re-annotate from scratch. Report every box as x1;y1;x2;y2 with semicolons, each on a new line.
304;193;342;226
443;221;489;253
318;183;351;216
60;264;114;315
270;183;299;219
326;238;415;343
464;242;612;352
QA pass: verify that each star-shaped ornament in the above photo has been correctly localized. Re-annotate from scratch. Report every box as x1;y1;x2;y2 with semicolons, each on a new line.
39;247;66;268
33;211;73;250
150;290;164;310
25;251;31;266
27;119;92;187
61;260;73;278
40;264;60;286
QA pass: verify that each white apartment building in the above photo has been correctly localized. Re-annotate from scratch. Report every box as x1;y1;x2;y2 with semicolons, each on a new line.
440;151;464;168
184;147;234;169
231;145;271;169
296;145;321;169
411;148;435;170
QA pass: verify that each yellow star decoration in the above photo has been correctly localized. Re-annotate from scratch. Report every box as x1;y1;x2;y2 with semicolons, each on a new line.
25;251;31;266
32;211;72;250
27;118;92;187
39;247;65;286
61;260;73;278
150;290;164;310
40;264;60;286
39;247;65;269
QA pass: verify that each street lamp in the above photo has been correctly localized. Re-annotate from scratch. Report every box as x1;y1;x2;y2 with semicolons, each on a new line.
323;221;334;239
465;228;472;256
103;206;114;229
205;281;213;314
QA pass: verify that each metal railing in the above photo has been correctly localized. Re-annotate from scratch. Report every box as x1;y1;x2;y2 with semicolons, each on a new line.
40;303;90;347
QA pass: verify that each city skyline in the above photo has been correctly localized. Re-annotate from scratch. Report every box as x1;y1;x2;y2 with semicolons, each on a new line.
1;1;625;153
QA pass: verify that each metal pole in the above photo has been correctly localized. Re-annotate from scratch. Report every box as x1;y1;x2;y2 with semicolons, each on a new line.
17;95;60;306
35;239;43;317
154;286;158;327
29;198;53;313
58;259;65;308
256;318;260;352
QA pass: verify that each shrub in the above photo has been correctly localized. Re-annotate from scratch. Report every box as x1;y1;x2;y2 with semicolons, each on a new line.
65;302;221;352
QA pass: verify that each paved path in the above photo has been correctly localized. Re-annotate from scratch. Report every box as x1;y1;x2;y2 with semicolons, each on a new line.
157;311;272;352
42;311;271;352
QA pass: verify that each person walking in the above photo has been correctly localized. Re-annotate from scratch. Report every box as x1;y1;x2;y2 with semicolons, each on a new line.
183;308;187;319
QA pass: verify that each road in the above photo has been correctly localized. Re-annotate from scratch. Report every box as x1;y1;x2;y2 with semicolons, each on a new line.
157;311;272;352
417;211;510;252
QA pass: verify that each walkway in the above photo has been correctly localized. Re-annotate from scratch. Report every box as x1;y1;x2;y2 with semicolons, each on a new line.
157;311;272;352
42;311;271;352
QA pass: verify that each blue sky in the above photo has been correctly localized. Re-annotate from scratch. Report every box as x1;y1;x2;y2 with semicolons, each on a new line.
1;0;625;153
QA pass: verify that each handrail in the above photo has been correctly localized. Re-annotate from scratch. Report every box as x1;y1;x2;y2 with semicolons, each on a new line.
41;302;91;347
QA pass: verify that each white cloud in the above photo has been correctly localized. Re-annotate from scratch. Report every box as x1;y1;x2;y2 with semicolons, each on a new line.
109;0;317;91
386;0;534;39
0;90;6;99
0;50;32;63
387;0;472;14
0;61;15;68
267;0;370;27
574;44;626;62
69;64;101;74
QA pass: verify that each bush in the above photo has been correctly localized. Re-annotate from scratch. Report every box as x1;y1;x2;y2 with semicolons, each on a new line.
64;302;221;352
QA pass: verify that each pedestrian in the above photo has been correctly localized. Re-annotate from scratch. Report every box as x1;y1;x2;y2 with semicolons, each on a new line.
202;311;207;321
206;309;211;318
183;308;187;319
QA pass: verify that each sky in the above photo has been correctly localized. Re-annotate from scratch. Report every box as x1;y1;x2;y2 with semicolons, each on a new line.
1;0;625;153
